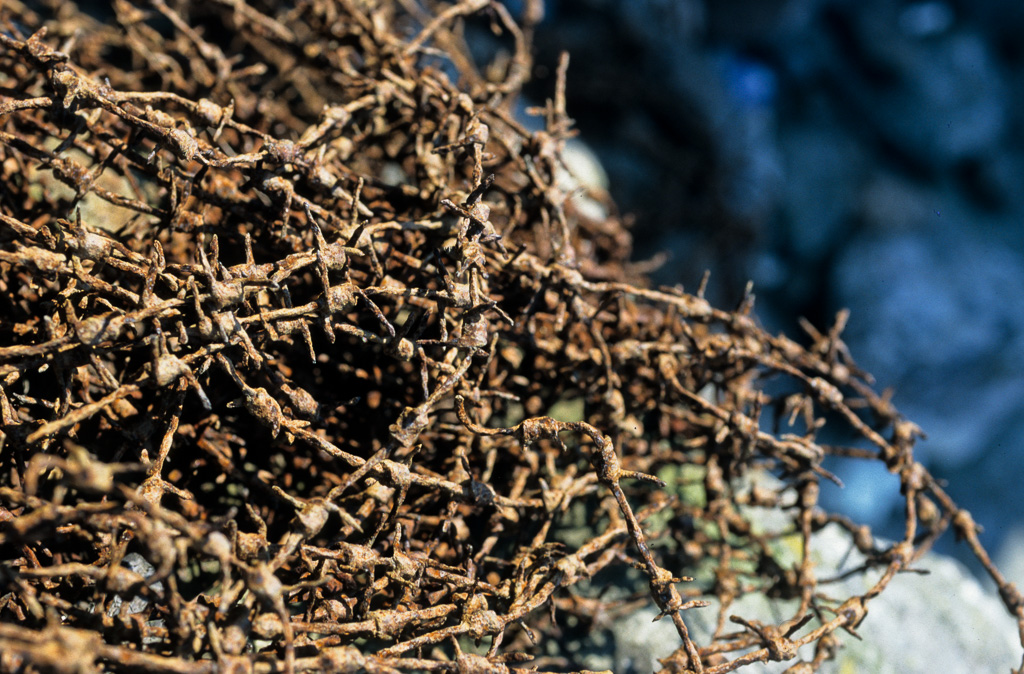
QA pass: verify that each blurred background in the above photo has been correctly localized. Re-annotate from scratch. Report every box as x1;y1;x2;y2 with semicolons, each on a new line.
515;0;1024;578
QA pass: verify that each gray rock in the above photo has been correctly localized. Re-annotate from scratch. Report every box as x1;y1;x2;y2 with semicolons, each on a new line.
996;527;1024;595
611;523;1020;673
106;552;166;645
106;552;161;617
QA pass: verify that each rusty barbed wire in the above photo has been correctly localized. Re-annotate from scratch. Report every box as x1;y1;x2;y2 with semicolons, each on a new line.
0;1;1022;673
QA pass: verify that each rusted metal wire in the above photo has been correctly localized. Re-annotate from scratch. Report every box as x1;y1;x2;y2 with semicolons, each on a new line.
0;1;1022;672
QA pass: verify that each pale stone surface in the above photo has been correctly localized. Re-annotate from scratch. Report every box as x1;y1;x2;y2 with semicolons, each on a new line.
611;524;1020;673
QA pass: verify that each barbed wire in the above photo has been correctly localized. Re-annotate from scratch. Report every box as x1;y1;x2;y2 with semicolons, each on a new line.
0;1;1021;672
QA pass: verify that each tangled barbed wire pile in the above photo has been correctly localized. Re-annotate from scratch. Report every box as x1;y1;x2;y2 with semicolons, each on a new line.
1;1;1022;672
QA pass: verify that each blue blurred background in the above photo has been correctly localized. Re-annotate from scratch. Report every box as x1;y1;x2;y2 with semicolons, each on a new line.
515;0;1024;577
